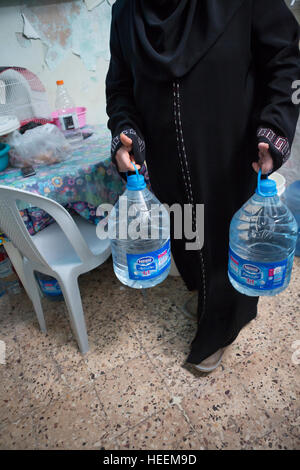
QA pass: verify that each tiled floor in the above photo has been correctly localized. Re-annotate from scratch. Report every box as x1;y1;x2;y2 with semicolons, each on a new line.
0;257;299;450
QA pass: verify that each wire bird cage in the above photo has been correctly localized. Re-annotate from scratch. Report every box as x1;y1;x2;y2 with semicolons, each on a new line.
0;67;51;126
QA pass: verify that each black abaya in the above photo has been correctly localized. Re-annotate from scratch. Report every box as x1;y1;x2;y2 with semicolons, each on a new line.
106;0;300;363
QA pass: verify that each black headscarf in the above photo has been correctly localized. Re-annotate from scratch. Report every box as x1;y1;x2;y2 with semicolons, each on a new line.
130;0;245;80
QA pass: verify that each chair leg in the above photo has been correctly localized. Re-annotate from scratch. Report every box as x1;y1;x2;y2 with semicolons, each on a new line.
57;274;89;354
22;262;47;334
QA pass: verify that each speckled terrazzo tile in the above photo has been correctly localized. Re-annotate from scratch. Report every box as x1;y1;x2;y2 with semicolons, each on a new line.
17;346;69;410
181;373;278;450
143;275;190;308
84;290;146;328
115;405;193;450
33;384;108;449
84;316;143;377
0;363;28;427
16;318;71;358
147;336;216;396
51;340;92;390
243;422;300;450
222;318;271;367
174;431;206;450
94;354;172;438
233;350;300;428
0;293;33;338
258;289;300;346
124;297;195;353
0;415;36;450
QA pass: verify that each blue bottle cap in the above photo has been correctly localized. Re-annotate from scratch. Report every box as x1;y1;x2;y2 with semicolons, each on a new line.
126;162;146;190
256;170;278;197
126;173;146;191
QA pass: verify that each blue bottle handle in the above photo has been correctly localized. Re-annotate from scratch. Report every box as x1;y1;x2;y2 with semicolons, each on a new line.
257;169;262;196
126;162;139;179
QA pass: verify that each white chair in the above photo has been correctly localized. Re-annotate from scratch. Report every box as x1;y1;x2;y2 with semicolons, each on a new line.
0;185;111;353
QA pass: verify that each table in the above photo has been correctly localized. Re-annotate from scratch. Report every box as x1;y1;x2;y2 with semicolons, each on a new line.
0;124;126;234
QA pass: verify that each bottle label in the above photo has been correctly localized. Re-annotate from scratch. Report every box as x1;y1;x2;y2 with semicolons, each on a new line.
228;247;288;291
59;113;79;131
127;239;171;281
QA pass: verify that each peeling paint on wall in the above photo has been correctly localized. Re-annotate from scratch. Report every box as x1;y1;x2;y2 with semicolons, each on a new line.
15;32;32;49
21;0;112;71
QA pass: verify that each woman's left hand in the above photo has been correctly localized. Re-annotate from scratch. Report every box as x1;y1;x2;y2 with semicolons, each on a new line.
252;143;274;175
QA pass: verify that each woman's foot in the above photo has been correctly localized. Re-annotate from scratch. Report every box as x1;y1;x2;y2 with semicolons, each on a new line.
182;293;198;320
193;348;225;373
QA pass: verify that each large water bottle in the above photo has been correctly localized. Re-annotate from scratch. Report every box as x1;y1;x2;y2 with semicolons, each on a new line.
108;166;171;289
228;171;298;297
55;80;83;146
284;180;300;257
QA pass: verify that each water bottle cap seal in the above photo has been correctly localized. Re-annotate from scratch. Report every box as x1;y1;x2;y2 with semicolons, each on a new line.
256;170;277;197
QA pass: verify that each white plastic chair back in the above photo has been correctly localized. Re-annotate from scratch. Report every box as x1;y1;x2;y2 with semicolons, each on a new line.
0;185;94;269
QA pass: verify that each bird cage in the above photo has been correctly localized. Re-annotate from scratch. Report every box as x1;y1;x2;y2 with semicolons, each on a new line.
0;67;51;126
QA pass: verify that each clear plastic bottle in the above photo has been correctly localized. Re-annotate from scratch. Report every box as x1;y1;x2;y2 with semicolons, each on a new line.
228;172;298;297
55;80;83;146
108;169;171;289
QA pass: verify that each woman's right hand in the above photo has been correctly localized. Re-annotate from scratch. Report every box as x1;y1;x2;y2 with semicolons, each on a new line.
115;132;141;172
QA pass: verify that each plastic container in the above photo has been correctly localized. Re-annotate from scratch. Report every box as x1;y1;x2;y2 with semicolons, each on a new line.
51;107;86;129
0;143;10;171
108;165;171;289
35;272;63;300
228;171;298;297
54;80;83;146
284;180;300;257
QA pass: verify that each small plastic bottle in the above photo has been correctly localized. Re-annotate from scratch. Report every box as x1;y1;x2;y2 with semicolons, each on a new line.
55;80;83;146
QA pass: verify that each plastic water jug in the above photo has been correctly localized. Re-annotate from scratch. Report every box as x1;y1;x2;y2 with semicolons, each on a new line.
108;165;171;289
228;171;298;296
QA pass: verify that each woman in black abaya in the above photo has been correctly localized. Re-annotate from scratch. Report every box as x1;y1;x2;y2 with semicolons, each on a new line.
106;0;300;371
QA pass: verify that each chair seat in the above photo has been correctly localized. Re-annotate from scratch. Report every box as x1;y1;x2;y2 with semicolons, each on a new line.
31;215;110;269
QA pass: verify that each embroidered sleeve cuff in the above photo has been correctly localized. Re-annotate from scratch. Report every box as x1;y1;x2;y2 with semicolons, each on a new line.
257;127;291;172
111;128;146;167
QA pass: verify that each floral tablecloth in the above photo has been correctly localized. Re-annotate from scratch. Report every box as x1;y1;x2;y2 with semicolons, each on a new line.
0;124;126;236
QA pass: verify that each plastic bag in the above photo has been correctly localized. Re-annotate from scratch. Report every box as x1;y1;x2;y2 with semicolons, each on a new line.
7;123;72;168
